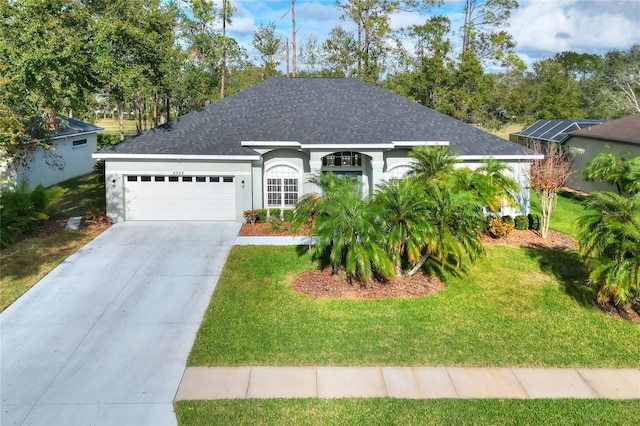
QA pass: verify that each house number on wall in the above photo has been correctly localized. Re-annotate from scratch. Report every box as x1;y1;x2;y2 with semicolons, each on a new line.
172;171;185;176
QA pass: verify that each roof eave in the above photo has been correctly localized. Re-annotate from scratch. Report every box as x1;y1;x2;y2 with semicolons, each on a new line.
92;153;261;161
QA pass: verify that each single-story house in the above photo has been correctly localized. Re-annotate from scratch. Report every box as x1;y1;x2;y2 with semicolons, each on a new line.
1;116;103;189
564;112;640;193
509;119;607;147
94;77;541;222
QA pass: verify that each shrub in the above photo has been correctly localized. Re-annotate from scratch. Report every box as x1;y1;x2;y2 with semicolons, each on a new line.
255;209;268;223
269;208;282;219
282;209;294;222
97;133;120;150
514;215;529;230
486;215;514;238
93;159;106;183
267;214;281;232
501;215;514;226
0;182;49;247
528;213;541;230
243;209;258;225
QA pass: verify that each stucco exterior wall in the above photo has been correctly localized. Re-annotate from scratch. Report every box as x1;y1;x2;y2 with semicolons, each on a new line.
565;136;640;193
16;133;98;189
104;158;253;222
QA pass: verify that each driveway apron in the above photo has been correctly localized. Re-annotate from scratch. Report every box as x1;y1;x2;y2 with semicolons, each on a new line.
1;221;240;426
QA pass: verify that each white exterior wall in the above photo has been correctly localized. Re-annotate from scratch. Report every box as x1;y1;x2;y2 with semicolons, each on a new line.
565;136;640;193
104;158;253;222
16;133;98;189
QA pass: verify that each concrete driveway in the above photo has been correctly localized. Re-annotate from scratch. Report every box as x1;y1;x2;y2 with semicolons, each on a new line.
1;221;240;426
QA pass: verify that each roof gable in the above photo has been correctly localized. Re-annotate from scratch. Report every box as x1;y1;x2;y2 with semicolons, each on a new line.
569;113;640;145
102;78;529;157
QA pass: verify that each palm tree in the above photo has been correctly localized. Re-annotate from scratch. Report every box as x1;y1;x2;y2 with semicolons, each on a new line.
409;178;485;277
374;177;436;277
582;151;640;195
578;192;640;306
476;158;519;210
295;172;393;282
408;145;459;183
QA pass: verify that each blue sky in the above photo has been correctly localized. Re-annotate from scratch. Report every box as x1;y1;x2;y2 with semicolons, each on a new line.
217;0;640;69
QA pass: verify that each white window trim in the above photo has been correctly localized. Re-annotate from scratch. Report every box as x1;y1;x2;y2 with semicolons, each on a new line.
264;162;302;210
385;162;414;180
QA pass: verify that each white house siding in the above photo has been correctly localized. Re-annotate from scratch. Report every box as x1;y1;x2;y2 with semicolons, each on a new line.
104;159;253;222
565;136;640;193
16;133;98;189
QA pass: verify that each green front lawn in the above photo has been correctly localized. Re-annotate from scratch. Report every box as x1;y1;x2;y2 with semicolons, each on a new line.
189;245;639;368
530;189;586;238
175;399;639;425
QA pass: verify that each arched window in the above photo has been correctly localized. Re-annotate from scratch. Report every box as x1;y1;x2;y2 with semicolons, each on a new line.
265;165;299;209
387;164;412;180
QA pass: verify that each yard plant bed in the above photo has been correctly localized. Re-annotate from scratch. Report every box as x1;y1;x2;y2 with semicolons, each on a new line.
292;269;444;299
481;229;577;250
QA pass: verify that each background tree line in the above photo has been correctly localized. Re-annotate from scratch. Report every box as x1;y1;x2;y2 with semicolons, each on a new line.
2;0;638;158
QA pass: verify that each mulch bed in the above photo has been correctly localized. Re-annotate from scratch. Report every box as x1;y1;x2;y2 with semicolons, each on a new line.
481;229;577;250
291;269;445;300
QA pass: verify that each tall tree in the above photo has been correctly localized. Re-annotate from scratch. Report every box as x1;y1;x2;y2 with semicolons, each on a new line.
322;27;357;76
219;0;234;99
599;45;640;114
461;0;520;68
337;0;439;83
1;0;97;128
253;23;283;80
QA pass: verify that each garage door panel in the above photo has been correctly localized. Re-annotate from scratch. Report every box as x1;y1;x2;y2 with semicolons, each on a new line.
124;176;236;221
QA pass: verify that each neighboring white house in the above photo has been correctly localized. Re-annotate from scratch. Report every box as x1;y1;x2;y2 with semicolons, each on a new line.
1;116;103;189
94;78;541;223
564;112;640;193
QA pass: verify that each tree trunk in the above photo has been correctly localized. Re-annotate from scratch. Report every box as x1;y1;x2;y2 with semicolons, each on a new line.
539;189;554;239
142;97;147;131
220;0;227;99
153;91;158;127
118;103;125;141
291;0;296;77
286;36;290;76
165;96;170;123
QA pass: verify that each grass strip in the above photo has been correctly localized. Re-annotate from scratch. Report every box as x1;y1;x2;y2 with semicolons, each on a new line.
176;399;640;426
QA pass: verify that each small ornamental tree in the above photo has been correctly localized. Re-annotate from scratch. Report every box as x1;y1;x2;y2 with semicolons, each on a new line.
529;142;572;238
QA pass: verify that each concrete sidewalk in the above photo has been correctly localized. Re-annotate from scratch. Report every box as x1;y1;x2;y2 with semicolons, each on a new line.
176;366;640;400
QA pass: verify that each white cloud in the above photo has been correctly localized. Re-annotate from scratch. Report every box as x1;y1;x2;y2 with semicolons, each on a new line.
509;0;640;61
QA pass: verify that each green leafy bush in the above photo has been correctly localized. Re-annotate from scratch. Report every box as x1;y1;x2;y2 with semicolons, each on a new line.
514;215;528;230
528;213;541;230
93;159;106;183
269;208;282;219
0;182;51;247
282;209;293;222
255;209;268;223
501;215;514;226
486;215;514;238
267;215;281;232
97;133;120;150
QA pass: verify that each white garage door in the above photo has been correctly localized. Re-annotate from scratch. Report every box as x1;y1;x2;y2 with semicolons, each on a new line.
124;175;236;220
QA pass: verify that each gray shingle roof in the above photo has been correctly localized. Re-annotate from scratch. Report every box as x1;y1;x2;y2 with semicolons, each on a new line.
54;116;103;138
569;113;640;145
512;119;607;144
102;78;529;157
